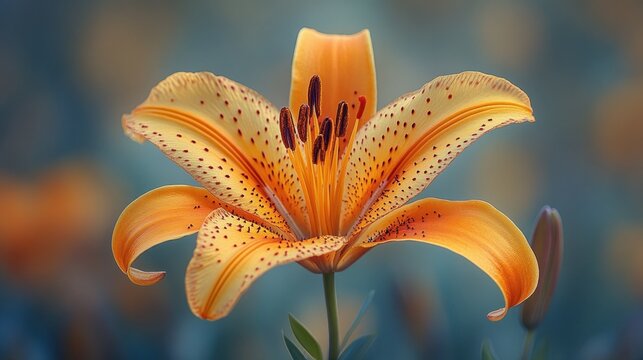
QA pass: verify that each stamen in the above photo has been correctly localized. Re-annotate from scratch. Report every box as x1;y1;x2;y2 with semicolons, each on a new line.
278;86;366;238
308;75;321;118
320;117;333;151
297;104;310;142
312;135;324;164
320;144;327;162
335;101;349;137
279;107;295;150
357;95;367;119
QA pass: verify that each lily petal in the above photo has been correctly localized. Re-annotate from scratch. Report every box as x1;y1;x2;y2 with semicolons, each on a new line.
186;208;346;320
289;28;377;151
124;72;309;236
112;185;221;286
338;198;538;321
340;72;534;235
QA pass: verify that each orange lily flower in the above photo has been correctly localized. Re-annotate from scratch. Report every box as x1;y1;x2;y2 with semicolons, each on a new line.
113;28;538;322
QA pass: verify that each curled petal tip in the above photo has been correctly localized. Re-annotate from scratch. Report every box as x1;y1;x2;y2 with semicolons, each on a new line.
487;308;507;321
342;198;539;322
121;114;146;143
127;268;166;286
112;186;219;288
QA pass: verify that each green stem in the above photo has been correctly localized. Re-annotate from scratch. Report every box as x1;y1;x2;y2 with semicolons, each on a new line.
323;272;340;360
521;330;535;360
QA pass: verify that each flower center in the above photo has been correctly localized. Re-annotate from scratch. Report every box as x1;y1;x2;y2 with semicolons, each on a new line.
279;75;367;238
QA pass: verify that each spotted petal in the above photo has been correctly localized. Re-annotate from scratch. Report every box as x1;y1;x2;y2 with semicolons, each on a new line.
289;28;377;152
186;208;345;320
340;72;534;235
112;185;221;285
338;198;538;321
124;72;309;236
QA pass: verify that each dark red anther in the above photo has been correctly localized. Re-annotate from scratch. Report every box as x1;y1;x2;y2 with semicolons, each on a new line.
320;143;327;162
297;104;310;142
279;107;295;150
335;101;349;137
319;117;333;151
356;95;367;119
308;75;321;118
312;135;324;164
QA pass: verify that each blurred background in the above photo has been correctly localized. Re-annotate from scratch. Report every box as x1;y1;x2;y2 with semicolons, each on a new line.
0;0;642;359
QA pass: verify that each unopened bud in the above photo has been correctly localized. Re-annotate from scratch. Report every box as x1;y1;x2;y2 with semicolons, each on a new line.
521;206;563;331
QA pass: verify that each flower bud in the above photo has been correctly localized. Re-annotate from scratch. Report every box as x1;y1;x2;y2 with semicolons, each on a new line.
521;206;563;331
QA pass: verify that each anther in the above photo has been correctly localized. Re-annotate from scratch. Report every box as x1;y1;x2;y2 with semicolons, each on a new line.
308;75;321;118
297;104;310;142
320;117;333;151
357;95;367;119
312;135;324;164
279;107;295;150
320;143;327;162
335;101;349;137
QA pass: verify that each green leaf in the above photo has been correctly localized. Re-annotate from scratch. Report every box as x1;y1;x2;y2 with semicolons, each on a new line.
341;290;375;349
288;314;323;360
481;340;499;360
283;333;309;360
338;335;375;360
